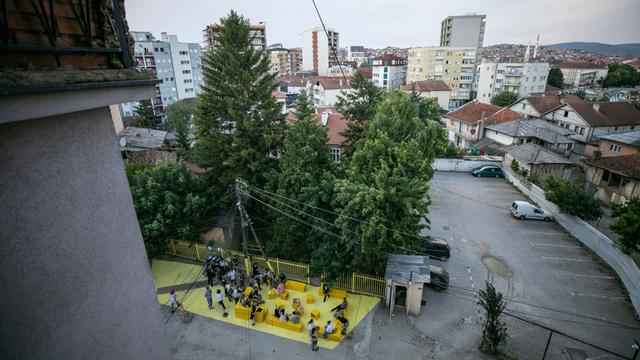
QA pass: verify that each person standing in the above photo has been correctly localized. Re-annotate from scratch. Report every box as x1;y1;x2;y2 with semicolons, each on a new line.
322;283;330;303
310;325;319;351
250;305;256;326
216;289;226;311
233;287;239;303
169;289;177;313
308;319;315;334
204;287;213;309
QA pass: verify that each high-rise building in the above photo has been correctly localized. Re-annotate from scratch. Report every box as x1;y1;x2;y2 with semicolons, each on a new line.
266;46;301;75
120;31;204;117
348;46;367;66
440;14;486;48
302;26;339;76
407;47;478;109
203;22;267;52
371;55;407;90
476;61;550;104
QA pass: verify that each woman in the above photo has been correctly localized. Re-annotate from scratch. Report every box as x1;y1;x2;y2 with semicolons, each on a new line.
310;325;319;352
169;289;177;313
277;281;286;296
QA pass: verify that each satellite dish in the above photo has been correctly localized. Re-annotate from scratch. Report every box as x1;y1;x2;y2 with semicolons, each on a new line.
119;137;127;147
470;128;476;135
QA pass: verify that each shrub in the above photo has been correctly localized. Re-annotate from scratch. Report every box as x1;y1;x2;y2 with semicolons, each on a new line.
545;177;603;221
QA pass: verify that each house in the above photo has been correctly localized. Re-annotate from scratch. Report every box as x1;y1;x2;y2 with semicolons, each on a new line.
509;94;582;119
118;126;169;151
272;91;287;114
594;130;640;157
484;119;577;155
385;255;430;316
504;143;577;181
306;76;352;107
403;80;452;110
542;102;640;157
444;100;521;149
553;62;609;89
584;154;640;204
286;107;347;163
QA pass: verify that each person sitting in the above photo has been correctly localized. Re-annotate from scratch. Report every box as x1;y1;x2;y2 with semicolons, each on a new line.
279;272;286;284
335;314;349;335
331;297;348;312
277;281;286;296
290;313;300;324
279;311;289;323
274;306;282;318
322;320;335;339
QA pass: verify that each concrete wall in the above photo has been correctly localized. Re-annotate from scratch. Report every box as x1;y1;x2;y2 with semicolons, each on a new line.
0;108;169;360
433;158;501;172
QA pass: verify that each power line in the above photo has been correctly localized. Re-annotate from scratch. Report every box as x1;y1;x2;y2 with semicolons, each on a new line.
310;0;350;88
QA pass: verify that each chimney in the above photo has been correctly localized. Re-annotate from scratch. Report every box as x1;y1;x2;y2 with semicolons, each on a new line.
593;103;600;112
477;111;486;139
321;111;329;126
559;94;565;104
339;79;342;87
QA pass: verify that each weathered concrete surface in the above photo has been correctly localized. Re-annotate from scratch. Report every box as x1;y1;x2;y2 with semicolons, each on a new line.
0;109;169;360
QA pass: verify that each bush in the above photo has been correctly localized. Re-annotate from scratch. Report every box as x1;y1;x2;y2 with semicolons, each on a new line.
519;169;528;177
610;197;640;254
510;159;520;172
545;177;603;221
527;175;539;185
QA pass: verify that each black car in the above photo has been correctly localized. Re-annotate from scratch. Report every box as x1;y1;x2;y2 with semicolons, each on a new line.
421;237;450;261
428;265;449;290
471;165;504;178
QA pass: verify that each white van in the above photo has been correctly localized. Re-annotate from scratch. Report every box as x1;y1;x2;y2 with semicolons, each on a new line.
510;201;553;221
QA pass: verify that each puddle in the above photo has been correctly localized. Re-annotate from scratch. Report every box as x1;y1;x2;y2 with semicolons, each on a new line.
481;256;513;278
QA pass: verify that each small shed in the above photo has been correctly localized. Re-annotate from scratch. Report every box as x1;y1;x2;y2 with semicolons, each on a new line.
385;255;430;316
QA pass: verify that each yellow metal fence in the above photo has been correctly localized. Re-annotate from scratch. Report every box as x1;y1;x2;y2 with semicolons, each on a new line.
167;240;386;298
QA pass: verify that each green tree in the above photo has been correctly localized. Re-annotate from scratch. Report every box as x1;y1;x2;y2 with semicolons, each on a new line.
134;99;160;129
165;100;193;159
632;100;640;111
610;197;640;254
574;89;586;101
547;68;565;89
545;177;603;221
602;64;640;88
490;90;518;107
359;61;370;68
194;10;285;204
126;162;213;257
479;282;508;354
598;95;610;102
268;92;336;263
336;70;383;158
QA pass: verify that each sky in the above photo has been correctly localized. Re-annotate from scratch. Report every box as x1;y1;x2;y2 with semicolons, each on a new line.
125;0;640;49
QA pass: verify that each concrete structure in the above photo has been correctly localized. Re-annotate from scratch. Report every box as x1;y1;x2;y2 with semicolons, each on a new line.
402;80;452;110
371;55;407;90
118;126;169;151
585;154;640;204
476;61;550;104
267;47;300;75
348;45;367;65
203;22;267;52
407;46;479;108
0;2;169;359
302;26;339;76
594;130;640;157
504;143;576;181
327;64;356;77
484;119;577;156
306;76;351;107
385;255;430;316
440;14;486;48
554;62;609;89
444;100;521;148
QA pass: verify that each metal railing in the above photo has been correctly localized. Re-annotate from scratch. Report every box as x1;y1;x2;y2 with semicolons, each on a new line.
324;273;386;298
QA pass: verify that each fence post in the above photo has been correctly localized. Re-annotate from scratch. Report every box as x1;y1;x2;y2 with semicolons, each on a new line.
171;239;176;256
276;258;280;275
352;273;356;292
307;264;310;284
195;244;200;261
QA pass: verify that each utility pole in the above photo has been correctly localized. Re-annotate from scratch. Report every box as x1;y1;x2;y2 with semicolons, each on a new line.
235;179;251;272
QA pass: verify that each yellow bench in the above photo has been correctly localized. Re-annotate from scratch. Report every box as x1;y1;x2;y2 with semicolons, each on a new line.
285;280;306;292
306;293;314;304
234;303;250;320
318;284;348;299
255;305;267;322
265;315;303;332
275;300;285;309
279;290;289;300
321;321;343;341
268;289;276;299
310;308;320;320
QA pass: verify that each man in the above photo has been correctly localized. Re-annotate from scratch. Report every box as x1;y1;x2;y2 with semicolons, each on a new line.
216;289;226;311
169;289;177;313
204;287;213;309
322;283;330;303
228;268;237;283
335;314;349;335
322;320;334;339
331;297;348;312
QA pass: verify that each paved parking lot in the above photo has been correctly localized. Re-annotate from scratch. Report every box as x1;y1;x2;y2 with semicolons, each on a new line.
417;171;640;359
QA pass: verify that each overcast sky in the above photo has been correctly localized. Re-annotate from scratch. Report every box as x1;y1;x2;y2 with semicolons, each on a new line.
126;0;640;48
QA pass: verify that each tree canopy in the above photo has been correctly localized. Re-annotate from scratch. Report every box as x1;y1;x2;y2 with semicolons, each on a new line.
574;89;586;101
547;68;565;89
165;100;194;159
479;282;508;354
134;100;160;129
602;64;640;88
490;90;518;107
545;177;602;221
611;197;640;254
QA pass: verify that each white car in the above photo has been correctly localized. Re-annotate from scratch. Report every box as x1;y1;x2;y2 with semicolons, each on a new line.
510;201;553;221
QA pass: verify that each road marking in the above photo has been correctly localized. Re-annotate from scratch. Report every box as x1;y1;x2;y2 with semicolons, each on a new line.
570;292;626;300
522;231;566;236
542;256;591;262
531;243;581;248
554;272;615;279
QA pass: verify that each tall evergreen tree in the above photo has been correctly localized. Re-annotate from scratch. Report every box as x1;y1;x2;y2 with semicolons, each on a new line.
547;68;565;89
336;70;382;158
134;100;160;129
165;100;193;160
194;11;285;203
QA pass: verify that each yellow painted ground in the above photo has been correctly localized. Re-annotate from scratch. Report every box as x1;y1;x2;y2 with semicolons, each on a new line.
151;259;206;288
153;259;380;350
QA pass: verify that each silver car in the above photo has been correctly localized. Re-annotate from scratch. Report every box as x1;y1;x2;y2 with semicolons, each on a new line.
510;201;553;221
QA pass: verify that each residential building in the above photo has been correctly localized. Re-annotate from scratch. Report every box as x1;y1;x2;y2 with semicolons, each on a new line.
203;22;267;52
118;126;170;151
584;154;640;204
402;80;452;110
327;64;356;77
553;62;609;89
286;107;347;162
508;94;582;119
160;32;203;100
348;45;367;65
444;100;521;148
484;119;577;155
407;46;479;109
306;77;351;107
440;14;486;48
0;3;169;358
594;130;640;158
267;47;300;75
273;91;288;114
476;61;550;104
504;143;577;181
302;26;339;76
371;55;407;90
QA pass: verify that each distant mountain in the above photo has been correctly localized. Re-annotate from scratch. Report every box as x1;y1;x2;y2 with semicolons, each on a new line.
545;42;640;57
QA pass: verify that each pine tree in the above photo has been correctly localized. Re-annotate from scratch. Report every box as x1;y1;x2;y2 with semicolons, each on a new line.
336;70;382;158
194;11;285;203
479;282;508;354
134;100;160;129
165;100;193;160
547;68;564;89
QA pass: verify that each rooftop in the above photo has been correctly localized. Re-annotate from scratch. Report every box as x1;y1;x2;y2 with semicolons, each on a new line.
598;130;640;147
553;62;608;69
446;101;520;125
585;154;640;180
119;127;168;150
486;119;576;144
310;77;351;90
385;255;431;284
403;80;451;92
507;143;574;165
567;102;640;127
517;94;582;114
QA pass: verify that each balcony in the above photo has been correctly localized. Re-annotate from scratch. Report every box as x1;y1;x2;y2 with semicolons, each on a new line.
504;69;523;76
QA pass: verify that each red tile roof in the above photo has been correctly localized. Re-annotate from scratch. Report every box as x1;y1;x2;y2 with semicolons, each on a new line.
272;91;287;100
403;80;451;92
569;102;640;127
446;101;520;125
585;154;640;180
310;76;351;90
523;94;583;114
286;108;347;146
357;67;372;79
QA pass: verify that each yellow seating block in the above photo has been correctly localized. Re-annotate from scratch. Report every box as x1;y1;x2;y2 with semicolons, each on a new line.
317;284;347;299
267;289;276;299
321;321;342;341
285;280;306;292
265;314;302;332
234;303;249;320
255;305;267;323
244;287;253;297
275;300;285;309
310;308;320;320
306;293;314;304
279;290;289;300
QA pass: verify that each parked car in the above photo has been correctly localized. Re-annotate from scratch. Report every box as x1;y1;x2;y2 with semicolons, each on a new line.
421;237;450;261
510;200;553;221
428;265;449;290
471;165;504;178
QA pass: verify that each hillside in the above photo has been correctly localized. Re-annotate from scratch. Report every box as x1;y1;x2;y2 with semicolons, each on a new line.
546;42;640;57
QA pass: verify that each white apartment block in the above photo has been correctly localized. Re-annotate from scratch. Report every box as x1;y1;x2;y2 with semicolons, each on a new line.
554;62;609;89
440;14;486;48
476;61;550;104
203;22;267;52
302;26;339;76
348;46;367;66
407;46;478;109
371;55;407;90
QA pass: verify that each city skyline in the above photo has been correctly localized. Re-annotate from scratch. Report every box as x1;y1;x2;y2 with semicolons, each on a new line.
125;0;640;49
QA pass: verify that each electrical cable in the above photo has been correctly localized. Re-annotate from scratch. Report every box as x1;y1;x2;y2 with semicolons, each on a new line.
310;0;351;88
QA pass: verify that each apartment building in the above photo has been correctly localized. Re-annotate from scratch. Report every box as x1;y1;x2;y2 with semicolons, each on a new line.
440;14;486;48
267;47;300;75
476;61;550;104
348;45;367;66
302;26;339;76
121;31;203;117
407;46;478;109
306;77;351;107
203;22;267;52
553;62;609;89
371;55;407;90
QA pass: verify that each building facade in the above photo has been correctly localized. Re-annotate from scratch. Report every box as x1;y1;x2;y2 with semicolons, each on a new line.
306;77;351;107
476;61;550;104
302;26;339;76
348;46;367;66
444;100;521;149
402;80;452;110
407;46;478;109
440;14;486;48
203;22;267;52
554;62;608;89
372;55;407;90
267;47;300;75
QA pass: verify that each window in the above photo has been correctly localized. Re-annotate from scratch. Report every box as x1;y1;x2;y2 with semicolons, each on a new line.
154;47;158;52
160;48;164;52
179;51;188;55
609;143;622;152
185;88;194;93
614;127;619;131
184;79;192;83
563;110;569;118
180;60;190;65
330;148;341;163
125;111;131;116
522;103;526;110
182;70;191;74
